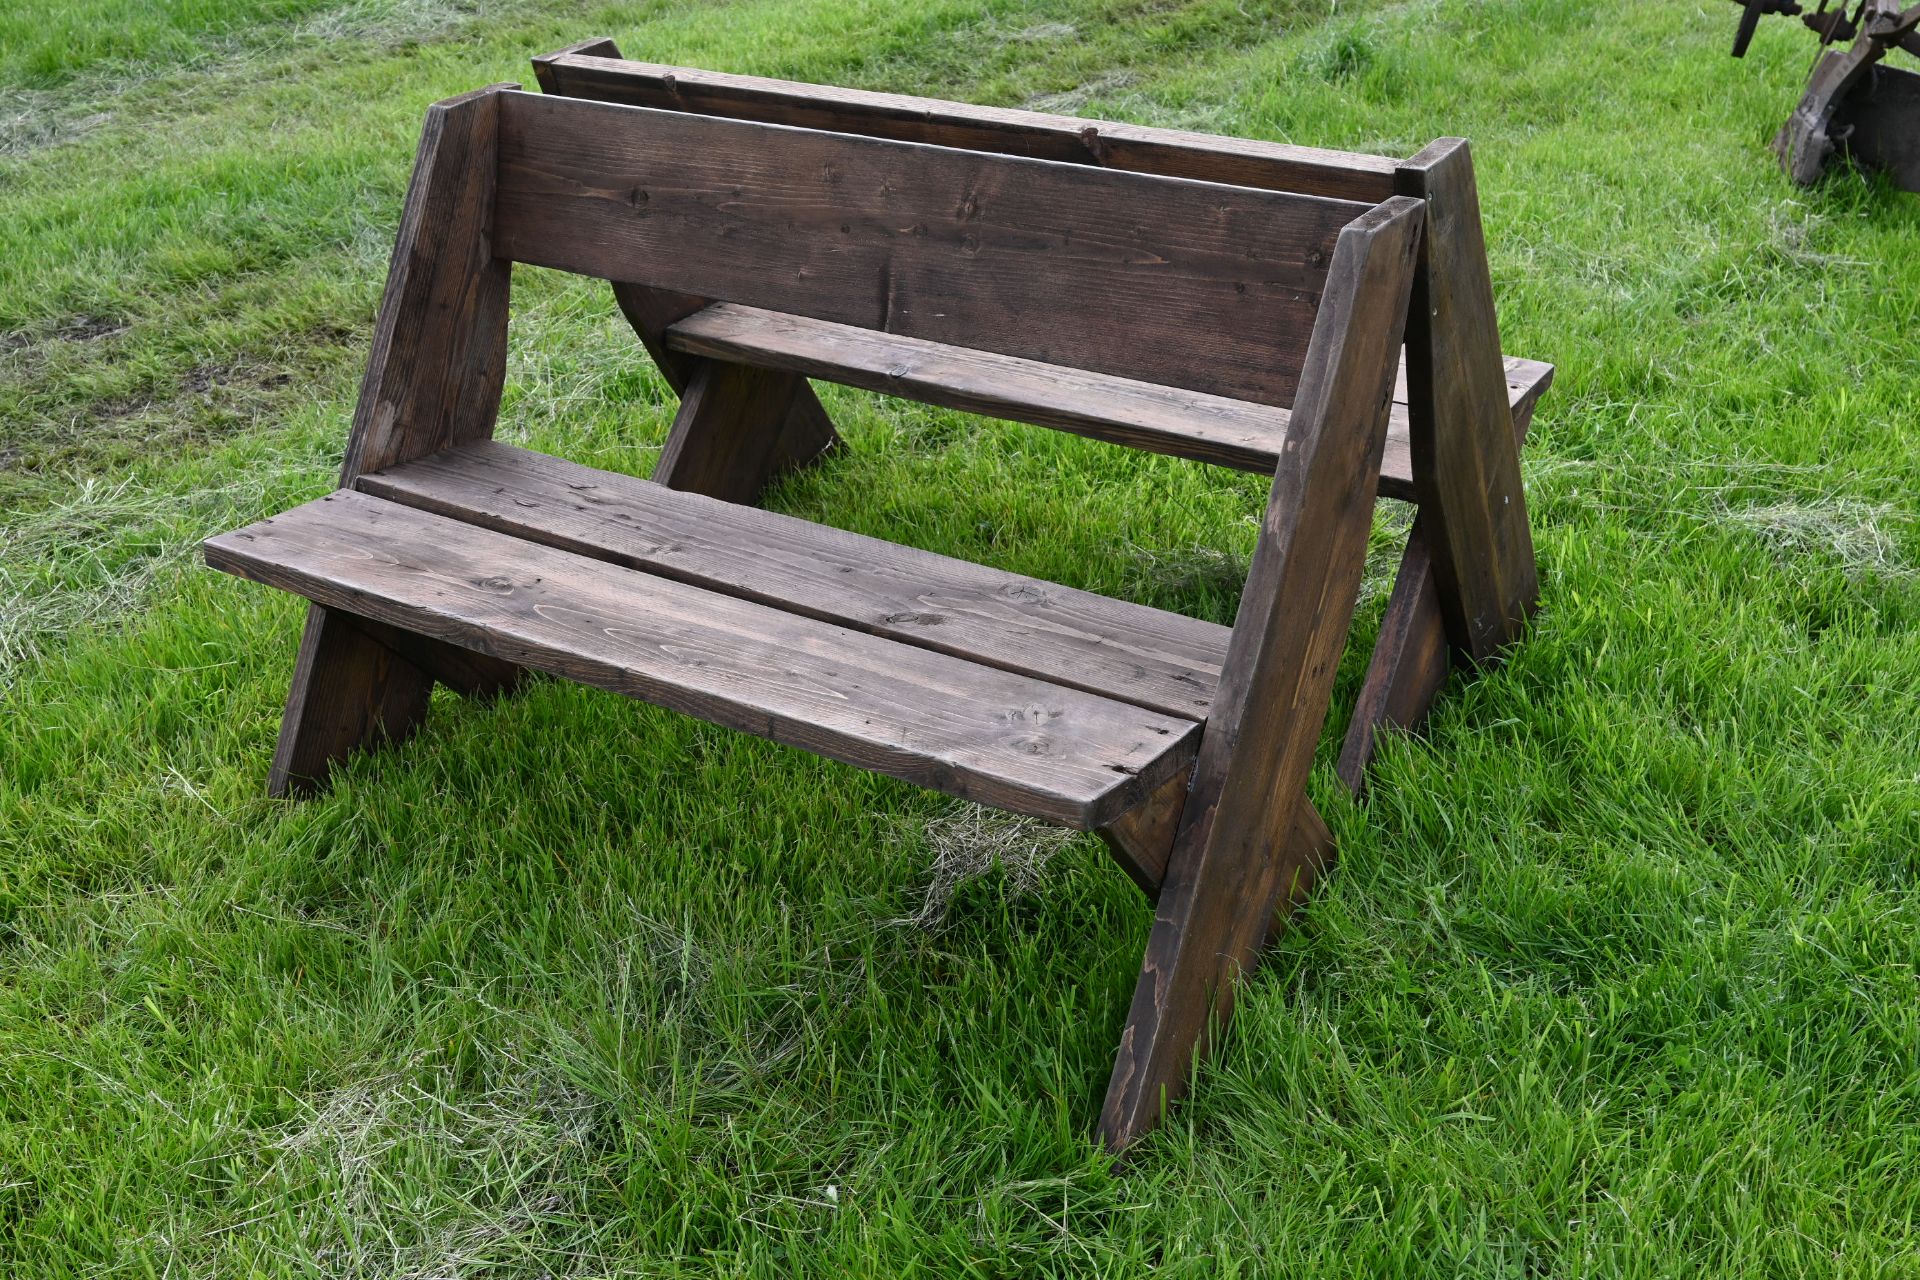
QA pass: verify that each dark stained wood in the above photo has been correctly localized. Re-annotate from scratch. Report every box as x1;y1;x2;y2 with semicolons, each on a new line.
1098;768;1192;898
337;613;527;700
1396;139;1539;664
667;302;1552;497
269;84;519;797
209;491;1200;830
213;56;1555;1151
652;359;806;505
268;607;436;796
1098;771;1335;938
1335;518;1449;795
536;46;840;494
1098;195;1425;1153
668;302;1298;472
1380;356;1551;502
530;46;1399;203
340;85;516;481
357;442;1228;721
1336;381;1549;791
610;283;839;490
493;89;1369;408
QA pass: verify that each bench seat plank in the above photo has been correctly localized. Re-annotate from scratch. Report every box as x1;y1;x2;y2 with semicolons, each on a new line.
205;489;1199;829
666;304;1552;498
357;441;1229;721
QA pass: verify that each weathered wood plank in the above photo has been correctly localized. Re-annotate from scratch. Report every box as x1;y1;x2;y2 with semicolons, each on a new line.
1098;195;1425;1153
357;442;1229;721
1397;139;1539;663
530;47;1400;203
493;89;1369;408
665;302;1551;497
208;491;1200;830
270;84;518;797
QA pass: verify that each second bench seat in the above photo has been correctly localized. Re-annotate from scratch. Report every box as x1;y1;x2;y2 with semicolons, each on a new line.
666;303;1554;500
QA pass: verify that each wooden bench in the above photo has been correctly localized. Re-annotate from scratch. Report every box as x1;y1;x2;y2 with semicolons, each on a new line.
530;42;1555;791
203;55;1549;1152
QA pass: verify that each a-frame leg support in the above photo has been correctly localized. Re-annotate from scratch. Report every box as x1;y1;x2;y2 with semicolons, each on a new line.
1097;197;1425;1153
270;84;516;796
1328;140;1547;794
611;283;839;501
1099;770;1334;945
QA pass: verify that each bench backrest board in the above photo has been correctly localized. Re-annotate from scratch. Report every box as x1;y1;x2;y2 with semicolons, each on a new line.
494;90;1372;408
532;47;1401;203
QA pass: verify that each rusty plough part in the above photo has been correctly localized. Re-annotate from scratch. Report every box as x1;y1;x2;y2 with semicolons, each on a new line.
1730;0;1920;190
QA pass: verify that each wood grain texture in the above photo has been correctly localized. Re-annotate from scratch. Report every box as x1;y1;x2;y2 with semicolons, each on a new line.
340;84;515;482
266;84;518;797
1379;356;1550;502
667;302;1552;497
493;89;1368;408
336;612;528;700
356;442;1229;721
530;47;1399;203
1396;139;1539;664
536;49;840;490
610;282;839;490
1098;195;1425;1152
652;359;806;505
267;606;436;796
1098;771;1334;933
208;491;1200;830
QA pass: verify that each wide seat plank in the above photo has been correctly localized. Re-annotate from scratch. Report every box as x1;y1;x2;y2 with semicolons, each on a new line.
358;441;1229;720
666;304;1553;499
205;490;1198;828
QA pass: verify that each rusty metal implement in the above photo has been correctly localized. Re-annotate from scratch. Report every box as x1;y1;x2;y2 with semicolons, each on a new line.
1728;0;1920;190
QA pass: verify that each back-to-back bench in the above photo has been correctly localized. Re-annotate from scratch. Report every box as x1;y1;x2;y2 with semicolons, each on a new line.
203;42;1551;1152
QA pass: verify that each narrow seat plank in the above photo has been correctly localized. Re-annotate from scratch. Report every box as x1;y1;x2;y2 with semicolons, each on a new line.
665;304;1553;498
204;490;1198;829
358;441;1229;720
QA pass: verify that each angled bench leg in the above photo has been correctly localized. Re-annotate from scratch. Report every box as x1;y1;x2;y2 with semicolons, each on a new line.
1336;380;1545;790
1335;517;1449;793
612;284;839;498
1099;770;1334;942
1396;139;1538;667
652;355;815;505
271;84;516;796
1097;197;1424;1153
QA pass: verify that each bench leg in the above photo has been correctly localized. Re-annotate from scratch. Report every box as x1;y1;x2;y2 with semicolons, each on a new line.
1098;769;1334;943
270;84;522;796
270;607;435;797
1397;139;1538;666
1336;380;1545;791
269;608;527;797
1335;518;1453;793
612;282;840;501
1097;196;1423;1152
654;359;814;505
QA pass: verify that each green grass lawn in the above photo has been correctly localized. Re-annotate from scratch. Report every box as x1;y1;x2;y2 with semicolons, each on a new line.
3;0;1918;1274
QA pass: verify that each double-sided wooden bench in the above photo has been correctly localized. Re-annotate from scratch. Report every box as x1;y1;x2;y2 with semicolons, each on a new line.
204;48;1550;1152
